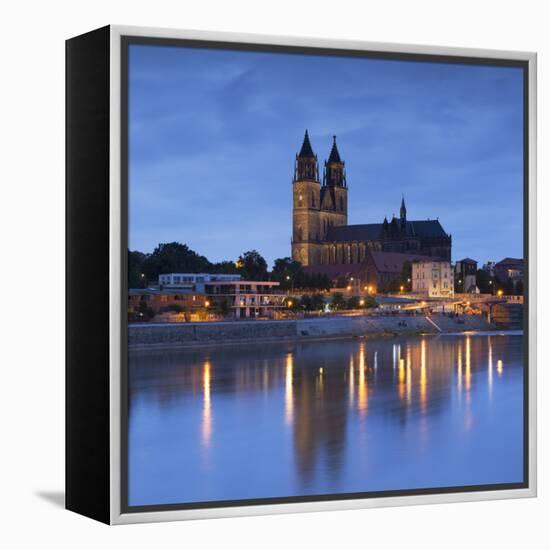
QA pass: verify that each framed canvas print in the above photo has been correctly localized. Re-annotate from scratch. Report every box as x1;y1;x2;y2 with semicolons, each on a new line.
66;25;537;525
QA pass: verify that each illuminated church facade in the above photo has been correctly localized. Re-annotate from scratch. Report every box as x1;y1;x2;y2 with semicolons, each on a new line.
291;130;452;271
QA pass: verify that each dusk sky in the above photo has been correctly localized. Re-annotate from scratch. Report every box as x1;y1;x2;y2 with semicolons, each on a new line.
128;43;524;267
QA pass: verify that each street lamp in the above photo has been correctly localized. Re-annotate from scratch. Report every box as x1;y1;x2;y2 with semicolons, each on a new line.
204;300;210;307
287;300;293;308
400;285;404;293
497;289;503;297
359;299;365;307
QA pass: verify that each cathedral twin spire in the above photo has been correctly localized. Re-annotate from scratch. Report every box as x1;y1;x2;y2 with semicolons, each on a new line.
295;130;346;187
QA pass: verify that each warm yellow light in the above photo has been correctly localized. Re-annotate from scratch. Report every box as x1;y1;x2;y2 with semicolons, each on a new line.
202;361;212;446
346;285;351;291
204;300;210;307
400;285;404;292
368;285;373;293
497;289;504;297
359;299;365;306
288;300;293;307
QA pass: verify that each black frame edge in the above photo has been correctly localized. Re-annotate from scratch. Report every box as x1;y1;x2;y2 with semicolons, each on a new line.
66;24;111;525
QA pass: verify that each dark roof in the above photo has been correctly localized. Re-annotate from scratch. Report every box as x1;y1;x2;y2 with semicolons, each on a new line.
457;257;478;264
405;220;448;239
326;223;382;242
495;257;523;267
298;130;315;158
327;136;342;163
369;251;433;273
325;219;448;243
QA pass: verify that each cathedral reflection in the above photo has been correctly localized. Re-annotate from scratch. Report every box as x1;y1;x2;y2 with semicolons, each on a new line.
128;333;515;489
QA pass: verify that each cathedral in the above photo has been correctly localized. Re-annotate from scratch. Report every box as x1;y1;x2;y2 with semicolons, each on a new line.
291;130;452;273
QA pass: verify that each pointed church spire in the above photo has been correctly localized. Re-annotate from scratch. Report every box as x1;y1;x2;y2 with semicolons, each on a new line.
298;129;315;158
327;135;342;164
294;130;319;182
400;195;407;231
323;135;346;188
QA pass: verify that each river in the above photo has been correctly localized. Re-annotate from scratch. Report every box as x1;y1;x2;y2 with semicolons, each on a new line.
127;332;524;507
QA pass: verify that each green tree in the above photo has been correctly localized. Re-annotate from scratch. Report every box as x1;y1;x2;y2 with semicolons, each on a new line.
476;269;492;293
363;295;378;309
299;294;313;311
128;250;147;288
311;294;325;311
271;257;302;289
143;242;211;281
137;299;155;321
210;261;241;274
330;292;346;311
238;250;268;280
454;273;464;293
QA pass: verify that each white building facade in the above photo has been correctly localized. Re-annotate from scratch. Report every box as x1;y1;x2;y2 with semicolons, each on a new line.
158;273;286;318
412;260;454;298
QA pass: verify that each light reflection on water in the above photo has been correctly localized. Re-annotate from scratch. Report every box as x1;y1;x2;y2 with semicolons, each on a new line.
128;333;524;507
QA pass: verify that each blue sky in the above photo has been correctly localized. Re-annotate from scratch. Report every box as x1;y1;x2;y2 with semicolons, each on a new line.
128;43;524;267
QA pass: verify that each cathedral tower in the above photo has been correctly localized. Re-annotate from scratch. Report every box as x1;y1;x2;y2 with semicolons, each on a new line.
319;136;348;239
292;130;322;266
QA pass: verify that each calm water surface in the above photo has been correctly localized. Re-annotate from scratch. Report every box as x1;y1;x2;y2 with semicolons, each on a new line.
128;332;524;506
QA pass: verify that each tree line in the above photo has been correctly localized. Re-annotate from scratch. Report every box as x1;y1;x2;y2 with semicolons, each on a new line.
128;242;332;290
